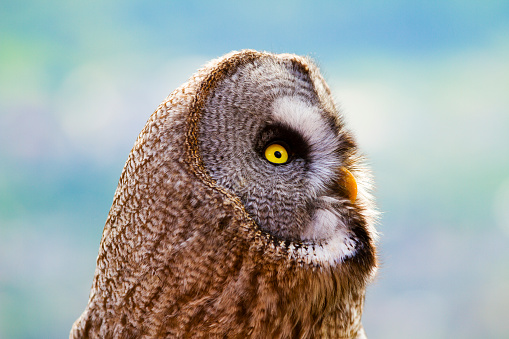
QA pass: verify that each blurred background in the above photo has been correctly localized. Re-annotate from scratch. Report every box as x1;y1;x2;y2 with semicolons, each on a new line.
1;1;508;338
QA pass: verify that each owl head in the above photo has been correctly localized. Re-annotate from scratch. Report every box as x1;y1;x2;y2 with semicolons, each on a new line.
197;51;377;254
71;50;378;338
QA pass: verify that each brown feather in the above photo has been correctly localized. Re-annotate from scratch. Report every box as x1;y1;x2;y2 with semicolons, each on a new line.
70;50;377;339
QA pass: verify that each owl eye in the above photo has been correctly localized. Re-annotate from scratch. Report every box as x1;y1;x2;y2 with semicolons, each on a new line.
264;143;289;164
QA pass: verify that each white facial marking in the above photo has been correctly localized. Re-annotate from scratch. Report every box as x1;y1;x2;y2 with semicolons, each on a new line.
271;96;358;265
271;96;341;195
303;208;339;240
300;203;358;264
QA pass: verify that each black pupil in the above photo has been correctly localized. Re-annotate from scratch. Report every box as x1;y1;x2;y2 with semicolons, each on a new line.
274;151;282;158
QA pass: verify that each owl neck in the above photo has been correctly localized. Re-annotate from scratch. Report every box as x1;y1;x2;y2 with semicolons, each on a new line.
215;259;368;338
71;243;368;338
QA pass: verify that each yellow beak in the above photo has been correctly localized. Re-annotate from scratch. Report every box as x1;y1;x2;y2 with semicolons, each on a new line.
340;167;357;204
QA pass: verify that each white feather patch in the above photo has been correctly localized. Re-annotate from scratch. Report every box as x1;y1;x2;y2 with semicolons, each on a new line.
271;96;358;265
271;96;341;195
301;208;358;265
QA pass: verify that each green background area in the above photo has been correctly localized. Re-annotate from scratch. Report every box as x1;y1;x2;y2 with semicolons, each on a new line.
1;1;508;338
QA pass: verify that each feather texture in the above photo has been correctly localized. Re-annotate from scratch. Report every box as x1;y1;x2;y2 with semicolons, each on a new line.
70;50;377;338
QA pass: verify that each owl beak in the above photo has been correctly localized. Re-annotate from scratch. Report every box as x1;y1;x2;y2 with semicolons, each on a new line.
340;167;357;203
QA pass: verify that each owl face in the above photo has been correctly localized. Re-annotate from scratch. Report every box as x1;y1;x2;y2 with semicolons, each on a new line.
198;55;371;263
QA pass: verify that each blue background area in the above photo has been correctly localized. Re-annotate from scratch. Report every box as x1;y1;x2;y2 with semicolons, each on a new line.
1;1;509;338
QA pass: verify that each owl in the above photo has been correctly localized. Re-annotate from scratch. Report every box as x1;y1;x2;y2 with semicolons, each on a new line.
70;50;378;338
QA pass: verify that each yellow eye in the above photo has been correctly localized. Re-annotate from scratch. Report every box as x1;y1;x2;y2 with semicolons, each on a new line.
264;143;289;164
